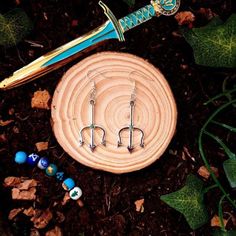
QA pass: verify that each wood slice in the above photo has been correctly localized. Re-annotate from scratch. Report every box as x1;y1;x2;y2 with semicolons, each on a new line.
51;52;177;174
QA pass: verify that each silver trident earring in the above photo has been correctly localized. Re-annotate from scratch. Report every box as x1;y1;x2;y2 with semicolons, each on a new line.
79;81;106;152
117;80;144;153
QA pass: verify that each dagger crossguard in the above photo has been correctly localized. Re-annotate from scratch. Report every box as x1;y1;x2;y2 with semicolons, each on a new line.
117;83;144;153
79;83;106;152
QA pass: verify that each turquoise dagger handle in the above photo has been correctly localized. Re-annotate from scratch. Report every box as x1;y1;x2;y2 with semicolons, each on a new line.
119;4;156;32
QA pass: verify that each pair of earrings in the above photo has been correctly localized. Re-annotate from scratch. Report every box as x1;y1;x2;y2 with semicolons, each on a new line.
78;81;144;153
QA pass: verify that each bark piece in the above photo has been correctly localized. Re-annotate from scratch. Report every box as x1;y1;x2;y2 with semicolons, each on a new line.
31;90;51;110
31;209;52;229
135;199;144;212
35;141;48;152
0;120;14;126
8;208;23;220
211;215;228;227
45;226;62;236
12;187;37;200
198;166;219;179
175;11;195;26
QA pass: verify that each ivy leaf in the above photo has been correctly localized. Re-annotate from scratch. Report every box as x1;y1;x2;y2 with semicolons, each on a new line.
0;8;33;47
183;14;236;68
212;229;236;236
223;159;236;188
160;174;208;230
122;0;135;7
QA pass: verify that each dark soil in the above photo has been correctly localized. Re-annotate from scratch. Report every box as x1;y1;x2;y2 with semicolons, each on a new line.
0;0;236;235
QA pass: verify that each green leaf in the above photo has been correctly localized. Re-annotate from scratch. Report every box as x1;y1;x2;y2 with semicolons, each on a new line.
0;8;33;47
122;0;135;7
212;229;236;236
160;174;208;230
183;14;236;68
223;159;236;188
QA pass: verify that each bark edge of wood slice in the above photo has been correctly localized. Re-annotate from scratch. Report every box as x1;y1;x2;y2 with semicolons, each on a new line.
51;52;177;174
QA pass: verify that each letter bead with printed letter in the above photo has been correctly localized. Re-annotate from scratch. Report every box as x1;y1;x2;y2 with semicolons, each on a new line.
27;153;40;166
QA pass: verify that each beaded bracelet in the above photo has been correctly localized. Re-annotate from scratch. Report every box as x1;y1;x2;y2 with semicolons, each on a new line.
14;151;82;200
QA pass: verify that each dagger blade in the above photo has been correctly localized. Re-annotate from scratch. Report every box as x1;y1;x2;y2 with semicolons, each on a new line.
0;0;180;90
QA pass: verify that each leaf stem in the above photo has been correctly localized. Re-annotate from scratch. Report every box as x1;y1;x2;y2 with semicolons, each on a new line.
199;99;236;209
211;120;236;132
218;194;227;231
204;88;236;105
203;130;236;160
202;184;218;194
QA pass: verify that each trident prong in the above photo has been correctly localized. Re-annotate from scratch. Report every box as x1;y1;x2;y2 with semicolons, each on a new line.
117;82;144;153
79;83;106;152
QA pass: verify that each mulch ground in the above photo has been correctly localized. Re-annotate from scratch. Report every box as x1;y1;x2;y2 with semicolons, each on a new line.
0;0;235;235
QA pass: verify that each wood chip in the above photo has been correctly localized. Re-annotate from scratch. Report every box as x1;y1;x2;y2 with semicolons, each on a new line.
12;187;37;200
31;209;53;229
35;141;48;152
0;119;14;126
175;11;195;26
31;90;51;110
45;226;63;236
211;215;228;227
198;166;219;179
134;199;144;212
8;208;23;220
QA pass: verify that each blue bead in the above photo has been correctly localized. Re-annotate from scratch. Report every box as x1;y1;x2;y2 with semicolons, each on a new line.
56;172;65;181
37;157;49;170
62;178;75;191
14;151;27;164
27;153;40;166
45;164;57;176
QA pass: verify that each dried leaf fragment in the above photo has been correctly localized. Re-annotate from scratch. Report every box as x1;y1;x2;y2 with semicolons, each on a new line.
198;166;219;179
0;119;14;126
31;209;52;229
31;90;51;110
211;214;228;227
8;208;23;220
175;11;195;26
35;141;48;152
135;199;144;212
45;226;62;236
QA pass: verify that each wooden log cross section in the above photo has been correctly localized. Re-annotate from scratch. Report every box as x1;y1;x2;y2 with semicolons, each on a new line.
51;52;177;174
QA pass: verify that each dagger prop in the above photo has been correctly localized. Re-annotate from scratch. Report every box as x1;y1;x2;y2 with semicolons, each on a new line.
0;0;180;90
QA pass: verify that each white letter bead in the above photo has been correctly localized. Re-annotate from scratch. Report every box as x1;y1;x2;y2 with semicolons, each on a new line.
69;187;82;200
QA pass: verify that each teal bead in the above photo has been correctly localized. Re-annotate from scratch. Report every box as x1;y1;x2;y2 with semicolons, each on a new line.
14;151;27;164
56;172;65;181
62;178;75;191
45;164;58;176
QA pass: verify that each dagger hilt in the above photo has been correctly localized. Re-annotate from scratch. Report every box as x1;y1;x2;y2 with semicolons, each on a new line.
118;0;180;32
